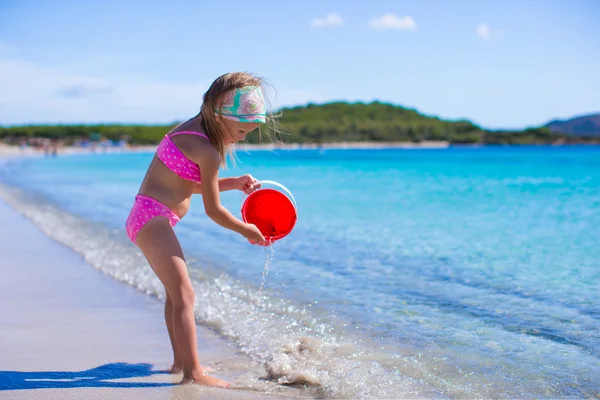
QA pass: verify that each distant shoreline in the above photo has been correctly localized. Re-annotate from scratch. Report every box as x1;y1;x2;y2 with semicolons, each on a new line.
0;143;156;158
3;140;600;159
237;140;450;150
0;141;449;158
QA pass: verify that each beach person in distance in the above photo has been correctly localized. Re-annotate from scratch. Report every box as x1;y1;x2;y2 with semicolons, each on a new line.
125;72;273;387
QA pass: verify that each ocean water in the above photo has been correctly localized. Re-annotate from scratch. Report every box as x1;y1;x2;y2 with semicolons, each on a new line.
1;145;599;399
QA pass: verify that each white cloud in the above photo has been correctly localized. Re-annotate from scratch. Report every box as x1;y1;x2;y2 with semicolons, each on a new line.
476;23;506;41
476;23;491;40
0;56;209;124
56;77;113;98
369;14;416;31
0;54;319;125
311;13;344;28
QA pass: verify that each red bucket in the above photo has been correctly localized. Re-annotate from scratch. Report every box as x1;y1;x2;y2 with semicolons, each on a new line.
241;180;298;243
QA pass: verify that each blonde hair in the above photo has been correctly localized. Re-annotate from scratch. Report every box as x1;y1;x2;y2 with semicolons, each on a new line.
200;72;281;168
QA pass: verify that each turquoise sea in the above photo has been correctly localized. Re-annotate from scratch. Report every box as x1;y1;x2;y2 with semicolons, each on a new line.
1;145;599;398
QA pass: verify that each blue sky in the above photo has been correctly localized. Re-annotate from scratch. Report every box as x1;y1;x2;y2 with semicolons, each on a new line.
1;0;598;129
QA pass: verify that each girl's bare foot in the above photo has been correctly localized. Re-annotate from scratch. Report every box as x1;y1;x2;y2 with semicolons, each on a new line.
180;371;231;388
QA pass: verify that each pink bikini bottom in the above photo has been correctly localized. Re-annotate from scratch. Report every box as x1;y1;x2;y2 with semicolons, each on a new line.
125;194;180;244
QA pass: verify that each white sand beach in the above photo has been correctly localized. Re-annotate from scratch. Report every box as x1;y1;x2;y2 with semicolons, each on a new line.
238;140;449;150
0;199;309;400
0;143;159;158
0;140;449;160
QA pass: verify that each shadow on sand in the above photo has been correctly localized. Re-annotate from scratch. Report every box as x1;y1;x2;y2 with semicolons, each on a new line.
0;362;174;390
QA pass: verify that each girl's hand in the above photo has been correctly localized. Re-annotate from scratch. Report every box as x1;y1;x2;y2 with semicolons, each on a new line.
237;174;261;195
243;223;269;246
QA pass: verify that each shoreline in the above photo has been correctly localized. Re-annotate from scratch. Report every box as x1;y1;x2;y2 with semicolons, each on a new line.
237;140;450;150
4;140;600;158
0;198;308;400
0;141;449;158
0;143;158;158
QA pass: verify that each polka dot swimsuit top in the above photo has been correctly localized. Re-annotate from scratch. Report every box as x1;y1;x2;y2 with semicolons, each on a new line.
156;131;210;182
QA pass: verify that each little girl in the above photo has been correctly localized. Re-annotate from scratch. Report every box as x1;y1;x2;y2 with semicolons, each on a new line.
125;72;272;388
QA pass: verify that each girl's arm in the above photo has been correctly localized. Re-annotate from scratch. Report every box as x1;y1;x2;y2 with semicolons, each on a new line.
192;177;242;194
196;150;247;233
194;176;260;195
218;177;241;192
192;145;266;244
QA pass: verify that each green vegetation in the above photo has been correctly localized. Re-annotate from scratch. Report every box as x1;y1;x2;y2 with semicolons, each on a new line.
1;101;599;145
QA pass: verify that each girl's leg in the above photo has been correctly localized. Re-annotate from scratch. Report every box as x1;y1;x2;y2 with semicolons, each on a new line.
164;292;213;374
164;292;184;373
141;253;182;373
136;218;230;388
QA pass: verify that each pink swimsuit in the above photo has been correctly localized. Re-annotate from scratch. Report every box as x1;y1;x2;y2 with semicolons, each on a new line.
125;131;209;244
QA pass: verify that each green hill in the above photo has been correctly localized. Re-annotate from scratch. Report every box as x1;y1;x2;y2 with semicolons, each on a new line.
269;101;598;145
273;101;481;143
1;101;599;145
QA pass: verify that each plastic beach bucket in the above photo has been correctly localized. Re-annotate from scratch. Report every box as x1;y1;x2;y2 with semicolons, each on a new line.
241;180;298;242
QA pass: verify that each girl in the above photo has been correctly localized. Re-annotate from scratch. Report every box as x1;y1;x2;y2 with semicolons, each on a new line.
125;72;273;388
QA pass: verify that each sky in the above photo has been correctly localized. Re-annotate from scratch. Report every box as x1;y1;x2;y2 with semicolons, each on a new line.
0;0;598;129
